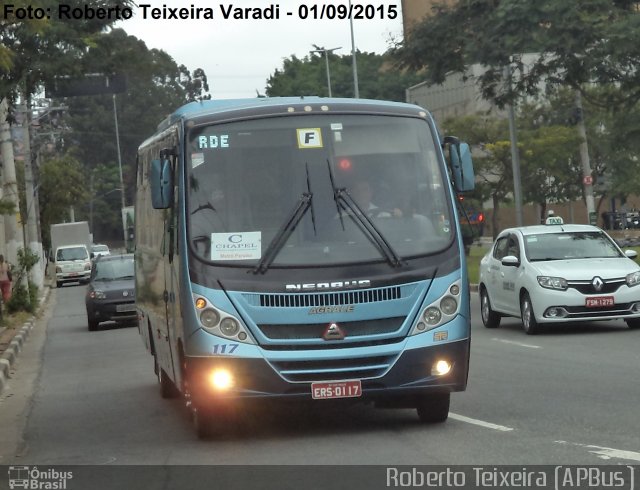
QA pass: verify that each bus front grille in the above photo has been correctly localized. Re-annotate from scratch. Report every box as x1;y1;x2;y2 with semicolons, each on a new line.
270;354;397;382
254;285;404;308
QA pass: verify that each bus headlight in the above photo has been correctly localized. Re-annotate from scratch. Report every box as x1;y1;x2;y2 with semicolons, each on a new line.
200;309;220;329
410;279;462;335
220;318;240;337
193;294;254;344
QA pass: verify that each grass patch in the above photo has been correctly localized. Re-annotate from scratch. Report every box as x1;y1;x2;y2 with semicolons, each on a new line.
466;243;489;284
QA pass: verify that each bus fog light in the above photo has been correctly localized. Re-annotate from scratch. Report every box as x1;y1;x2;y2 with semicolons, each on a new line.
220;318;240;337
440;296;458;315
449;284;460;296
209;369;234;390
200;309;220;329
431;360;451;376
423;307;442;325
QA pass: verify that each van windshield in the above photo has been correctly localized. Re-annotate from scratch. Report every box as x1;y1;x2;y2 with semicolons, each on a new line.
57;247;88;261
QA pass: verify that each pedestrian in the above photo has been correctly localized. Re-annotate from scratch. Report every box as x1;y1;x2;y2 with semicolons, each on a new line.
0;255;12;304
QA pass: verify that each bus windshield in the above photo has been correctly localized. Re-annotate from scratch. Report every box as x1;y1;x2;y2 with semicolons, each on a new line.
186;114;453;267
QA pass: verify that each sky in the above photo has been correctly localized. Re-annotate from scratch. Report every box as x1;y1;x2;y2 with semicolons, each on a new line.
116;0;405;99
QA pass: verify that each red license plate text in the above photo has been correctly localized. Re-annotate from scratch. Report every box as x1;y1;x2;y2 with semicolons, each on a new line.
311;380;362;400
585;296;614;307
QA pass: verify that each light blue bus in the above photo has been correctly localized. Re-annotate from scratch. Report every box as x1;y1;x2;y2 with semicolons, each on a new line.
135;97;475;437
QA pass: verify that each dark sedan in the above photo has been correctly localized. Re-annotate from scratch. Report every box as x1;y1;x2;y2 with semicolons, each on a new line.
85;254;137;331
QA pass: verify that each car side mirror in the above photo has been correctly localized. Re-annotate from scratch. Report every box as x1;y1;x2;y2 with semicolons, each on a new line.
625;249;638;259
501;255;520;267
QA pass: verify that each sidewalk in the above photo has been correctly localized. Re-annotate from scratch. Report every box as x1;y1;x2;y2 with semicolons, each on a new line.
0;282;52;396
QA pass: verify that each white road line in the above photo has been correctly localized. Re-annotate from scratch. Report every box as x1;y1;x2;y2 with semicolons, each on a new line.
492;338;541;349
449;413;515;432
556;440;640;462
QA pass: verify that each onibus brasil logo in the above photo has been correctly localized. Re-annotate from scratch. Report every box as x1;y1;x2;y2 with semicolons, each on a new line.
8;466;73;489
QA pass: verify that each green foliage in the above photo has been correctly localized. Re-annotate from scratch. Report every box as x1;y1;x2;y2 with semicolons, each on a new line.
266;51;422;101
38;153;88;248
6;284;34;313
394;0;640;109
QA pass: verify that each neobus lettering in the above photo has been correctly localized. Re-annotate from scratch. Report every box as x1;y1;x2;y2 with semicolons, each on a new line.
285;280;371;291
198;135;229;149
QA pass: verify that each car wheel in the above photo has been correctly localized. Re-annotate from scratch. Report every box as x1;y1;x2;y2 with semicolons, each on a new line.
159;368;180;399
480;288;501;328
416;393;450;423
625;318;640;330
88;319;99;331
56;281;62;288
520;292;540;335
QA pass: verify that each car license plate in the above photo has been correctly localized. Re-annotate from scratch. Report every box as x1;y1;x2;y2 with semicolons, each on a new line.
116;304;136;312
69;272;78;277
585;296;614;307
311;380;362;400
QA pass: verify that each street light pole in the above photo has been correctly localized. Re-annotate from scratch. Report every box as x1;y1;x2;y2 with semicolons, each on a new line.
348;0;360;98
310;45;341;97
112;94;127;251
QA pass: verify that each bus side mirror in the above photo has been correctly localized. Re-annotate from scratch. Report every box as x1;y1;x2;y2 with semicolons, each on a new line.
151;158;174;209
447;139;475;193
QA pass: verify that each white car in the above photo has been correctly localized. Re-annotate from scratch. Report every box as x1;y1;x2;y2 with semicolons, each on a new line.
91;244;111;258
478;218;640;334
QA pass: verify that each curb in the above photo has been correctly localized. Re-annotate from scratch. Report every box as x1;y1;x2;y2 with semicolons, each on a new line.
0;286;51;396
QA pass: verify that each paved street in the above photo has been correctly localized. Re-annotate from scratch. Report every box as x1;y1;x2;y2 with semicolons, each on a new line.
1;283;639;469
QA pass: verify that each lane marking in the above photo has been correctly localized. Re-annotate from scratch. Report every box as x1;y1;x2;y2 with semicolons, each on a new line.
449;413;514;432
556;440;640;462
492;338;541;349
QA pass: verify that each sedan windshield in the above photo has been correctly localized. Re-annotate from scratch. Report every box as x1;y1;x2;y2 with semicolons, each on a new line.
525;231;623;261
186;114;453;267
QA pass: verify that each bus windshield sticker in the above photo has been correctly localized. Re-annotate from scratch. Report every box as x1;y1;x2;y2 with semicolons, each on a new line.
296;128;323;148
211;232;262;261
198;134;230;149
330;123;343;130
191;153;204;168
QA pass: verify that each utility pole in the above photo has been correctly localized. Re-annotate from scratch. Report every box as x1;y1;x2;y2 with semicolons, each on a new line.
505;65;523;226
113;94;127;251
310;46;341;97
348;0;360;98
0;98;23;267
18;98;44;289
575;90;596;224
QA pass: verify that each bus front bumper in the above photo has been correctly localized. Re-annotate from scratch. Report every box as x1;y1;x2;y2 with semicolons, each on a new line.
185;339;469;406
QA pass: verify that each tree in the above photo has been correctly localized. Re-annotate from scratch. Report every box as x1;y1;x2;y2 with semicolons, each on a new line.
37;153;87;249
394;0;640;109
266;51;422;101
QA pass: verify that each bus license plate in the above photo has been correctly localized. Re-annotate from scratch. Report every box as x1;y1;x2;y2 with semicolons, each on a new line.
585;296;614;307
311;380;362;400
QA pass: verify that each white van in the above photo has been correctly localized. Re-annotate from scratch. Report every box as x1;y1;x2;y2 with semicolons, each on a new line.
54;244;91;287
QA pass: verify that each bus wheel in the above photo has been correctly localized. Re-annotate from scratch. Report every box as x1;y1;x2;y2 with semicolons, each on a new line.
159;368;180;399
193;406;217;439
416;393;450;423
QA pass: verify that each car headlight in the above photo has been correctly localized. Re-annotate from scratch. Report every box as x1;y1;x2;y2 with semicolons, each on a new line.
89;290;106;299
537;276;568;290
626;271;640;287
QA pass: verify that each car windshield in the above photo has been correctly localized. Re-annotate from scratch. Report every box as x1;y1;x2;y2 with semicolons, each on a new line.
524;231;623;261
57;247;88;261
186;114;453;267
93;257;135;281
92;245;109;253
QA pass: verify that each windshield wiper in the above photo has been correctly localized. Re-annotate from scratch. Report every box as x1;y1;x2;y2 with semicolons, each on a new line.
324;160;402;267
253;186;313;275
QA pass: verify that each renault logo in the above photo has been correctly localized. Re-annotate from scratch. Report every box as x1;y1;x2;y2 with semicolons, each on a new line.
322;322;346;341
592;277;604;292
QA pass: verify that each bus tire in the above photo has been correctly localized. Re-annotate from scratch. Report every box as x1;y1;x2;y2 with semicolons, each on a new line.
416;393;450;423
480;287;501;328
159;368;180;399
88;320;99;332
